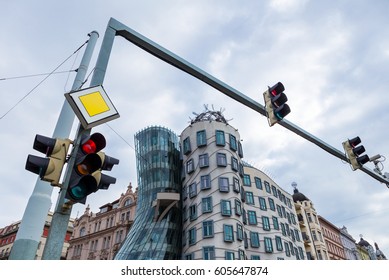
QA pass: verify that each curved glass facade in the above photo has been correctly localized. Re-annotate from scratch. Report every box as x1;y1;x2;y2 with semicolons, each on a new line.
115;126;182;260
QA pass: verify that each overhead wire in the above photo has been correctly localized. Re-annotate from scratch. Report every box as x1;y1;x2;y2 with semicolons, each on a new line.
0;39;89;120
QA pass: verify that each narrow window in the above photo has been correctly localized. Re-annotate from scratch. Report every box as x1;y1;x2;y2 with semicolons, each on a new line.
197;130;207;147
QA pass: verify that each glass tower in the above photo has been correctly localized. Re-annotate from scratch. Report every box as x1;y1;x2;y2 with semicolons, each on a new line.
114;126;181;259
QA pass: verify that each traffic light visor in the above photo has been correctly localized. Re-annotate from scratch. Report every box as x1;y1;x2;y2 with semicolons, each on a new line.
25;155;51;177
80;133;106;154
67;176;98;201
269;82;285;97
75;153;102;175
357;154;370;165
33;135;57;155
352;145;366;156
348;137;361;148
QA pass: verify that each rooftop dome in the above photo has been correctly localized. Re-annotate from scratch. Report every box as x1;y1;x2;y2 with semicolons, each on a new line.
358;238;371;247
292;188;310;202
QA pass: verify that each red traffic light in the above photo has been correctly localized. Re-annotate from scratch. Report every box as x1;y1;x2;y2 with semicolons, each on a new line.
269;82;285;97
80;133;106;154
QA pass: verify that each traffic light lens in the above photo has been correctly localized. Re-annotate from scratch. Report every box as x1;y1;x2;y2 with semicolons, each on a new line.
69;185;87;200
82;140;97;154
77;163;91;175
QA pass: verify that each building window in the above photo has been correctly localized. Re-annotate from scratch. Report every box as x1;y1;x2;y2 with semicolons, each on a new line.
262;216;271;231
219;177;229;192
251;255;260;260
242;209;247;225
247;210;257;225
215;130;225;146
183;137;191;155
234;199;242;216
298;247;305;260
189;182;197;198
202;196;213;213
272;216;280;230
229;134;237;151
124;198;133;207
280;223;286;236
239;163;244;177
285;242;290;256
199;153;209;168
197;130;207;147
202;220;214;238
246;191;254;205
264;237;273;253
238;142;243;158
225;251;235;260
188;227;196;246
79;227;86;237
250;231;260;248
236;223;244;241
275;236;283;251
268;197;275;211
182;185;188;201
277;205;283;217
221;200;232;216
259;197;267;210
189;204;197;221
231;156;238;171
232;177;240;193
217;153;227;167
203;246;215;260
223;224;234;242
243;174;251;186
271;185;278;197
254;177;262;189
238;249;245;260
264;181;271;193
186;159;194;174
200;174;211;190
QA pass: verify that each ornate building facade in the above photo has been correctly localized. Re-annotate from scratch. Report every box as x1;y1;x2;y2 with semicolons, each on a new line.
0;212;73;260
293;187;329;260
318;215;346;260
67;183;137;260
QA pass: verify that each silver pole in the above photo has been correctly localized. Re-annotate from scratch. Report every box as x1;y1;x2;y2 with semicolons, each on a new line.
9;31;99;260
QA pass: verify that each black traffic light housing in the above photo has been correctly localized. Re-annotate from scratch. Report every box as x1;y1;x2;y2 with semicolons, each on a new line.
66;132;119;204
25;135;72;186
342;136;370;170
263;82;291;126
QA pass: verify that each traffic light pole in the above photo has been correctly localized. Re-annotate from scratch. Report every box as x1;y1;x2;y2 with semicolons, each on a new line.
9;31;99;260
92;17;389;186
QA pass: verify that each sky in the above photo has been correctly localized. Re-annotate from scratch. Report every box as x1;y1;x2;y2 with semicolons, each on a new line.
1;0;389;254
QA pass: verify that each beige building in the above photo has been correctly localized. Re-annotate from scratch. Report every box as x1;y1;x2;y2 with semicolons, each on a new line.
66;183;137;260
0;212;73;260
293;187;329;260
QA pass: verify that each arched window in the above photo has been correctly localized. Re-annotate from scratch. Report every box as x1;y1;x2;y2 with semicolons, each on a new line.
79;227;86;237
124;198;133;207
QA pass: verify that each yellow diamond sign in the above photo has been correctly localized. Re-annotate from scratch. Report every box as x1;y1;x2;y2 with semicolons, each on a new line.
65;85;119;129
79;91;110;117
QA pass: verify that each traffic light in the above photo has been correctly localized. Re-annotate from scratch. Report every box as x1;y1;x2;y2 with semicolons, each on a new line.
342;136;370;170
263;82;291;126
25;135;72;186
66;132;119;204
